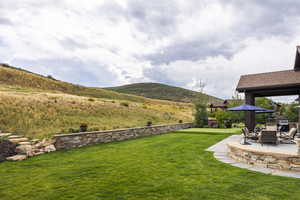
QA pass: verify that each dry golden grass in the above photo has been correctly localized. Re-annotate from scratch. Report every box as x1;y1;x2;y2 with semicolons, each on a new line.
0;90;192;138
0;65;193;138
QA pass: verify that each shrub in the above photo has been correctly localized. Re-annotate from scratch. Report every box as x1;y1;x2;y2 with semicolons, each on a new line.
88;98;95;102
68;128;80;133
89;127;99;132
194;102;208;128
147;121;152;126
120;102;129;107
47;75;56;80
178;120;183;123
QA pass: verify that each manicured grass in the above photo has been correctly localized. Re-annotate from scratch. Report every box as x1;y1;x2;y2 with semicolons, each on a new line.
1;128;300;200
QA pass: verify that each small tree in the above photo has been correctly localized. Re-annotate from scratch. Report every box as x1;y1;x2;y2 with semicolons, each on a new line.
194;98;208;128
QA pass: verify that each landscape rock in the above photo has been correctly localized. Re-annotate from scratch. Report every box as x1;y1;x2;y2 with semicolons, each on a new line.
44;145;56;153
18;142;31;145
33;152;44;156
16;145;33;156
6;154;27;161
0;140;17;162
8;135;22;139
9;137;29;143
0;155;5;162
0;133;12;138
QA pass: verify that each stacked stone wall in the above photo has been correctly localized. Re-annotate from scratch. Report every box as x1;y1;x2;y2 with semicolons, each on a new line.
54;123;194;150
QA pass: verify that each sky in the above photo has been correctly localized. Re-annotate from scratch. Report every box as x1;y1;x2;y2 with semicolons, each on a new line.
0;0;300;101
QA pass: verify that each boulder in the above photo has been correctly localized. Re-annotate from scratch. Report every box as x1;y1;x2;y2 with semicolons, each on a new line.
18;142;31;145
8;135;22;139
33;152;44;156
6;154;27;161
44;145;56;153
9;138;29;143
0;140;17;161
0;155;5;162
16;145;33;156
0;133;12;138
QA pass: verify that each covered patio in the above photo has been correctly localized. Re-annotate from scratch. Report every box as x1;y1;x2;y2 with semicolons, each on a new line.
207;47;300;176
236;46;300;132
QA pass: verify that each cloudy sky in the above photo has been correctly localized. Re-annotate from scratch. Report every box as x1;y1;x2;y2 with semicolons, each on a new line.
1;0;300;100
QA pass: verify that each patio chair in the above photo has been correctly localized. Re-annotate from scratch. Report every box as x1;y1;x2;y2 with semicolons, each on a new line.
259;130;278;145
280;128;297;144
241;127;259;144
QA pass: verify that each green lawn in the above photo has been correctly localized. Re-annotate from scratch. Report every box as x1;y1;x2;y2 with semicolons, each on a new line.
1;128;300;200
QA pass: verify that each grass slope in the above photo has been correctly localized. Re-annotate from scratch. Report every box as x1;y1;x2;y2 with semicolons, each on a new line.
0;64;148;103
106;82;223;103
1;128;299;200
0;91;192;138
0;64;193;138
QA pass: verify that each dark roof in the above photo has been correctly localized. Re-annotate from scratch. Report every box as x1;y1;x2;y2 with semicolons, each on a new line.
236;70;300;91
294;46;300;71
209;100;229;108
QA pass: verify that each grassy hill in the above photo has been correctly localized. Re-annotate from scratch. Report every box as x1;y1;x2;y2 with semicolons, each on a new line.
106;82;223;103
0;64;150;103
0;64;193;138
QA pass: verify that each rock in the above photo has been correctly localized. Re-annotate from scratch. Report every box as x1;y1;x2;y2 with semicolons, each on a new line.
0;155;5;162
18;142;31;145
44;145;56;153
6;154;27;161
8;135;22;139
41;138;54;146
9;138;29;143
16;145;33;156
0;140;17;160
0;133;12;138
33;152;44;156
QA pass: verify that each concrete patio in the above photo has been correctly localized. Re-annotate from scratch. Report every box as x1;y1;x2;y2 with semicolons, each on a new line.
206;135;300;179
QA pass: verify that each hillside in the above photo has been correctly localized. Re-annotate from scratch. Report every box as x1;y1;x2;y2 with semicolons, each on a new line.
106;83;223;103
0;64;193;138
0;64;147;103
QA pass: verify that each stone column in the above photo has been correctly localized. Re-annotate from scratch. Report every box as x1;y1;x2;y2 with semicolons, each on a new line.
295;138;300;154
245;92;255;132
298;94;300;133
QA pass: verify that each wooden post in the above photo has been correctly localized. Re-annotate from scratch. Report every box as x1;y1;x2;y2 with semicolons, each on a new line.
245;92;255;132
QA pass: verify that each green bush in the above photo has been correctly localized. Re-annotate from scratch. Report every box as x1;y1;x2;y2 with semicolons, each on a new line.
282;103;298;122
194;103;208;128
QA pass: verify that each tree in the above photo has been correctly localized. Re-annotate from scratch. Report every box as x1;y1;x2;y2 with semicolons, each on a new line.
255;97;275;124
282;103;298;122
193;97;209;128
194;102;208;127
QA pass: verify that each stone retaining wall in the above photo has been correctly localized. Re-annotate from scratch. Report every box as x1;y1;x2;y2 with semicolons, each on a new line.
227;142;300;172
54;123;194;150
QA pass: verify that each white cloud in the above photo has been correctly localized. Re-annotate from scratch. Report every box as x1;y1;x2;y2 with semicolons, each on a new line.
0;0;300;102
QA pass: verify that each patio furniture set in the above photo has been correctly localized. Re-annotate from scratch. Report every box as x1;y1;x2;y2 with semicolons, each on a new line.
242;127;298;145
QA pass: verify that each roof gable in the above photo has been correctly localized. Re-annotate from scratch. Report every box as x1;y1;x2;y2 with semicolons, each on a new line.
237;70;300;91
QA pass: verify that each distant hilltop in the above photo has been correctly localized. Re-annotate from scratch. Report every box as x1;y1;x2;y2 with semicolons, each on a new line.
105;82;223;104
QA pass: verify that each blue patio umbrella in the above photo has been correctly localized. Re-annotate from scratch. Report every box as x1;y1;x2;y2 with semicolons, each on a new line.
227;104;268;112
227;104;273;145
255;108;274;113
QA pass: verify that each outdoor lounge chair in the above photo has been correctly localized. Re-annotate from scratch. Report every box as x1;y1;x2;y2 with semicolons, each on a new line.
259;130;278;145
280;128;297;144
241;127;259;144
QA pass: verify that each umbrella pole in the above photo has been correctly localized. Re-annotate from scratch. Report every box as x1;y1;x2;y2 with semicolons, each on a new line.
241;111;251;145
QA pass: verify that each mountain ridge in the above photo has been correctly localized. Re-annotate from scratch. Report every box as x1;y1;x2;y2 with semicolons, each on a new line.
106;82;223;103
